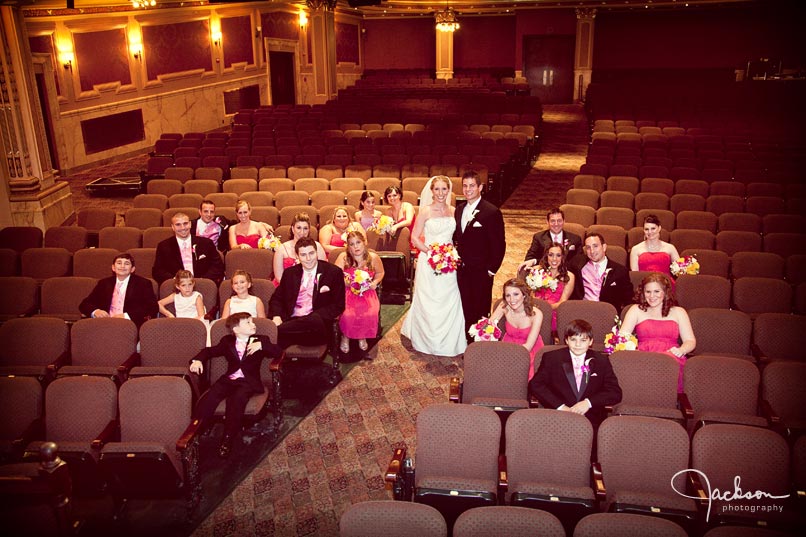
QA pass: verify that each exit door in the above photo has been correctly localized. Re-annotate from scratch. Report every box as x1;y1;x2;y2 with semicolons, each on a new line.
523;35;575;104
268;51;296;106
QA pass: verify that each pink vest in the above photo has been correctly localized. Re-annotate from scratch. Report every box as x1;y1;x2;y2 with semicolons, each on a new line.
581;261;602;301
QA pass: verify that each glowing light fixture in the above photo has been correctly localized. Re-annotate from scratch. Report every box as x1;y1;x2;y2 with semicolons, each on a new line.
299;10;308;27
131;0;156;8
435;2;460;33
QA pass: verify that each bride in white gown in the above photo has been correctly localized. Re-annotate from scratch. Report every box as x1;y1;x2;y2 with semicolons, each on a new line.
401;176;467;356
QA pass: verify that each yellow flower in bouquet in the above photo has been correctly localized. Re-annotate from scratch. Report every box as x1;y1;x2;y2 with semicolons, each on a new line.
670;254;699;276
369;215;395;235
468;316;502;342
427;243;460;275
257;234;281;251
525;266;559;292
345;268;372;296
603;316;638;354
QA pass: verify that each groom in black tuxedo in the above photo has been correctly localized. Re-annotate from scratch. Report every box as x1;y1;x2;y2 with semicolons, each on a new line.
530;319;622;430
453;171;506;338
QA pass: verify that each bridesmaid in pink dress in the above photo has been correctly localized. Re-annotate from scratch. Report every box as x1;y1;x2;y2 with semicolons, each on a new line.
272;212;327;286
319;206;364;255
229;200;273;250
335;231;384;357
490;278;545;380
629;214;680;280
619;273;696;392
354;191;382;233
531;243;575;333
383;186;415;236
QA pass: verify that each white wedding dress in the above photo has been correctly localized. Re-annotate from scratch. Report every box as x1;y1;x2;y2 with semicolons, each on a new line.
401;216;467;356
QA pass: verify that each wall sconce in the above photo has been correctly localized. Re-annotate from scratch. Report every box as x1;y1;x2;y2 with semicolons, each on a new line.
60;50;74;70
130;45;143;61
212;30;222;47
299;10;308;28
255;25;262;39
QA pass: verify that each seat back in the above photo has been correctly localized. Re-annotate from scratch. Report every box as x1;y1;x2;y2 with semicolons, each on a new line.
45;376;117;442
0;316;69;367
0;226;43;252
20;247;72;280
597;415;689;499
730;252;784;280
0;276;38;318
124;208;163;230
761;361;806;427
138;318;207;367
610;351;680;409
573;513;688;537
44;226;88;252
70;317;138;367
684;355;760;419
39;276;98;321
0;376;42;443
223;248;274;280
556;301;617;348
98;227;143;251
733;277;792;315
461;342;529;405
118;376;192;450
506;408;592;490
453;506;565;537
688;308;751;357
414;404;500;490
752;313;805;362
72;248;119;279
674;274;730;310
339;501;447;537
77;208;116;232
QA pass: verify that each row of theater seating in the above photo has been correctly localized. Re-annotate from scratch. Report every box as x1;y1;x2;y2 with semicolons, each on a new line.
384;402;803;533
575;173;805;199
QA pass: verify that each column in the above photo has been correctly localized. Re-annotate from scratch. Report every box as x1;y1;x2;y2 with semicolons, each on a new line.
435;29;454;80
574;8;596;102
308;0;337;102
0;5;72;230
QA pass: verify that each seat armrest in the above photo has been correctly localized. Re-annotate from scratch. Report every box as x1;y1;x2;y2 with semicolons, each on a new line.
117;352;141;376
759;398;781;428
385;447;406;489
46;351;71;376
750;342;768;363
592;462;606;502
678;392;694;421
528;394;540;408
687;469;708;509
269;353;285;373
176;418;202;452
91;419;118;450
498;454;508;493
13;418;43;452
448;377;461;403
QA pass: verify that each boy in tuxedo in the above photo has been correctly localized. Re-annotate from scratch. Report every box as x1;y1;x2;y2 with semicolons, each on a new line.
78;252;157;327
529;319;622;430
189;312;283;458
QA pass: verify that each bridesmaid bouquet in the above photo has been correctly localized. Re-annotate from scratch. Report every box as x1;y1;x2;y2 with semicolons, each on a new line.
525;266;559;292
257;234;282;251
468;316;502;342
427;243;460;275
369;215;395;235
670;255;700;276
344;269;373;296
603;316;638;354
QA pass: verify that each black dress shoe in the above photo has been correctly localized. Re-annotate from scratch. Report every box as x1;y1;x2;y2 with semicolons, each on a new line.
218;435;233;458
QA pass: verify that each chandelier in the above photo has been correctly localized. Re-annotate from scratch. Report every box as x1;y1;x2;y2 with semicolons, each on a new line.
435;6;460;33
131;0;156;8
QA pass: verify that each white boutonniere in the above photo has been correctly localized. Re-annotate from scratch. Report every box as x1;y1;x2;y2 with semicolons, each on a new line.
315;273;322;287
471;209;480;219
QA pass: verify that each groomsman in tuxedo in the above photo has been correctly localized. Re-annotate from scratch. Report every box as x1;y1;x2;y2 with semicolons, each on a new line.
152;212;225;284
269;238;345;349
518;207;583;272
79;252;157;327
454;171;506;338
190;199;229;252
530;319;622;429
570;232;633;312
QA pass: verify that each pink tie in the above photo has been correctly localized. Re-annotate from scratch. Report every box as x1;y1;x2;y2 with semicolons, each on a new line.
293;271;315;317
229;339;247;380
180;240;193;271
574;358;583;391
109;281;124;315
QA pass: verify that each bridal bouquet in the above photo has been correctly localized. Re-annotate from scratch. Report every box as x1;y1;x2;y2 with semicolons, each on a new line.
368;215;395;235
525;266;559;292
603;316;638;354
344;268;373;296
670;254;700;276
468;316;502;342
257;234;282;251
427;243;460;275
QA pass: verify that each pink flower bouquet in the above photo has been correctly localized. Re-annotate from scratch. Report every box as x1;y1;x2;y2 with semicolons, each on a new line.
468;316;502;342
257;234;281;251
369;215;395;235
603;316;638;354
427;243;460;275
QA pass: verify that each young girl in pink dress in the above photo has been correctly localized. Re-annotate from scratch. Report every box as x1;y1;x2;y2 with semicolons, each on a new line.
532;243;575;333
490;278;545;380
619;273;696;392
335;231;384;358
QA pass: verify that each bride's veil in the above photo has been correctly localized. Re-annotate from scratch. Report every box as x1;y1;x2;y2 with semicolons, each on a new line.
418;175;452;210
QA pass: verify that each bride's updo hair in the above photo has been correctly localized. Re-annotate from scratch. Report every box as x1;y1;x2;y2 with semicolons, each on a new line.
635;272;677;316
501;277;535;317
430;175;451;191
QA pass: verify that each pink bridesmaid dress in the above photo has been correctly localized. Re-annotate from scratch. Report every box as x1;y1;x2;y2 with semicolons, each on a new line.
502;321;545;380
635;318;686;392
